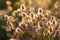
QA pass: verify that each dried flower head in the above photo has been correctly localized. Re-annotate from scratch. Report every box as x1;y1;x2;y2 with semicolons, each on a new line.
46;21;52;26
52;20;57;26
38;21;44;27
37;21;44;30
16;9;20;13
20;4;26;11
4;15;8;20
15;27;21;33
21;12;28;17
50;16;56;20
38;8;43;14
8;16;14;22
29;12;35;19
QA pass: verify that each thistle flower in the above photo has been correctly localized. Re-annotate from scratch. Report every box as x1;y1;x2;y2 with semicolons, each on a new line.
52;20;57;26
18;22;24;27
18;22;28;30
4;15;8;20
37;21;44;30
37;8;43;14
7;21;15;30
53;30;59;37
21;12;28;17
46;21;52;26
15;27;21;33
39;13;43;18
29;12;36;19
16;9;20;13
20;4;26;11
38;21;44;27
9;16;14;22
50;16;56;20
50;28;53;33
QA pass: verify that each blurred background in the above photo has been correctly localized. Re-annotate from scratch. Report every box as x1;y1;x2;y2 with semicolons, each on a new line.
0;0;60;40
0;0;60;18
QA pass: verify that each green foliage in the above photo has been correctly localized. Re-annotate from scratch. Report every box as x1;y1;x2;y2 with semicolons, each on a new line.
0;0;7;9
13;1;20;10
0;19;8;40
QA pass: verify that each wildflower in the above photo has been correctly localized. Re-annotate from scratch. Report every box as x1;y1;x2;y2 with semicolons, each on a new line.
36;8;44;18
50;16;56;20
20;4;26;11
16;9;23;16
15;27;21;33
7;21;15;30
21;12;28;17
29;12;35;19
38;21;44;27
16;9;20;13
50;28;53;32
37;21;44;30
9;16;14;22
39;14;43;18
52;20;57;26
46;21;52;26
18;22;24;27
37;8;43;14
53;30;59;37
4;15;8;20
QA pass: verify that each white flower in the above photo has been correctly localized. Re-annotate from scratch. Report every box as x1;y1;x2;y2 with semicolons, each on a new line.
46;21;52;26
20;4;26;11
29;12;36;19
37;8;43;14
52;20;57;26
4;15;8;20
50;16;56;20
37;22;43;30
22;12;28;17
8;16;14;22
15;27;21;33
17;8;20;13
